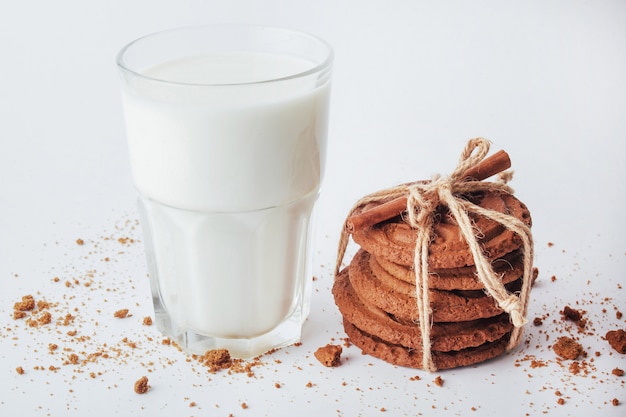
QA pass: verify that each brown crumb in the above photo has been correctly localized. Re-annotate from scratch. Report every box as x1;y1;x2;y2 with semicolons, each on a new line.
16;367;24;375
533;317;543;326
613;398;620;406
76;238;84;245
557;398;565;405
569;361;581;375
14;295;35;311
189;402;196;407
62;313;75;326
562;305;587;329
241;402;248;409
134;376;149;394
38;311;52;325
553;336;584;360
274;382;281;389
606;329;626;354
612;368;624;377
305;381;314;388
434;376;444;387
113;309;129;319
13;311;27;320
314;344;342;367
66;353;80;365
142;316;153;326
530;359;547;368
562;306;582;322
199;349;232;372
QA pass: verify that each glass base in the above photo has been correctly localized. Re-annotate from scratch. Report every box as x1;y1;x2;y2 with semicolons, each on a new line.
137;194;315;359
152;291;307;359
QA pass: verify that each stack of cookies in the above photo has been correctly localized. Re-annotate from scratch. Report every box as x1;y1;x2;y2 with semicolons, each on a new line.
333;190;533;370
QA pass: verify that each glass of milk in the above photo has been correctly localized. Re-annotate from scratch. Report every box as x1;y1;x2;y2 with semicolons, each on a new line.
117;25;332;358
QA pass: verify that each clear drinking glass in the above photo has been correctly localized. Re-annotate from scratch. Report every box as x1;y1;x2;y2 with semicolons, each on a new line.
117;24;333;358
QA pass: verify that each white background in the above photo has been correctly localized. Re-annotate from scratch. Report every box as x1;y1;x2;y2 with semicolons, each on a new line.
1;1;625;416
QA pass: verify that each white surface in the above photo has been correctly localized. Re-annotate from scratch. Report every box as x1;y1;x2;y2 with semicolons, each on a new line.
1;1;625;416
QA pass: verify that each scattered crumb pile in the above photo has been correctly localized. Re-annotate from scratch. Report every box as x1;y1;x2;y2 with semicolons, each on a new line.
516;288;624;409
189;348;266;377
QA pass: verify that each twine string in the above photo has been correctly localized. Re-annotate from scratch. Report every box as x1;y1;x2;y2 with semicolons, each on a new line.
335;138;534;372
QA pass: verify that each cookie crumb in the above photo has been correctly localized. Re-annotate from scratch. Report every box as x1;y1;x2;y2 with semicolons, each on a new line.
14;295;36;311
142;316;153;326
612;398;620;406
134;376;149;394
16;367;24;375
557;398;565;405
241;402;248;409
553;336;583;360
314;344;342;367
114;309;129;319
76;238;84;245
198;349;232;372
612;368;624;377
66;353;80;365
38;311;52;325
13;311;27;320
606;329;626;354
434;376;444;387
562;306;582;322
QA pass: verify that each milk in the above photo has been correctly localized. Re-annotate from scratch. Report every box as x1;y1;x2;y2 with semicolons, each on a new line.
120;53;331;353
125;54;330;211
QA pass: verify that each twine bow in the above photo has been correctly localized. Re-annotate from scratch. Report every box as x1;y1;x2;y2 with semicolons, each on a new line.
335;138;534;372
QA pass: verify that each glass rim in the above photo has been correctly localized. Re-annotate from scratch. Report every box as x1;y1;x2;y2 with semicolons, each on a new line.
116;23;334;88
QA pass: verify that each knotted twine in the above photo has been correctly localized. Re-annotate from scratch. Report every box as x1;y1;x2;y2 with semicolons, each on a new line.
335;138;534;372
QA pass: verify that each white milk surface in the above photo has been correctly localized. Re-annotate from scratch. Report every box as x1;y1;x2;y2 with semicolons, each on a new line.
124;53;330;212
121;53;331;347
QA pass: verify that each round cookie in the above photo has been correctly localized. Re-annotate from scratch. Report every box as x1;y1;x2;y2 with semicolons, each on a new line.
349;249;517;323
343;320;510;370
350;191;532;268
374;249;525;291
333;267;514;351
